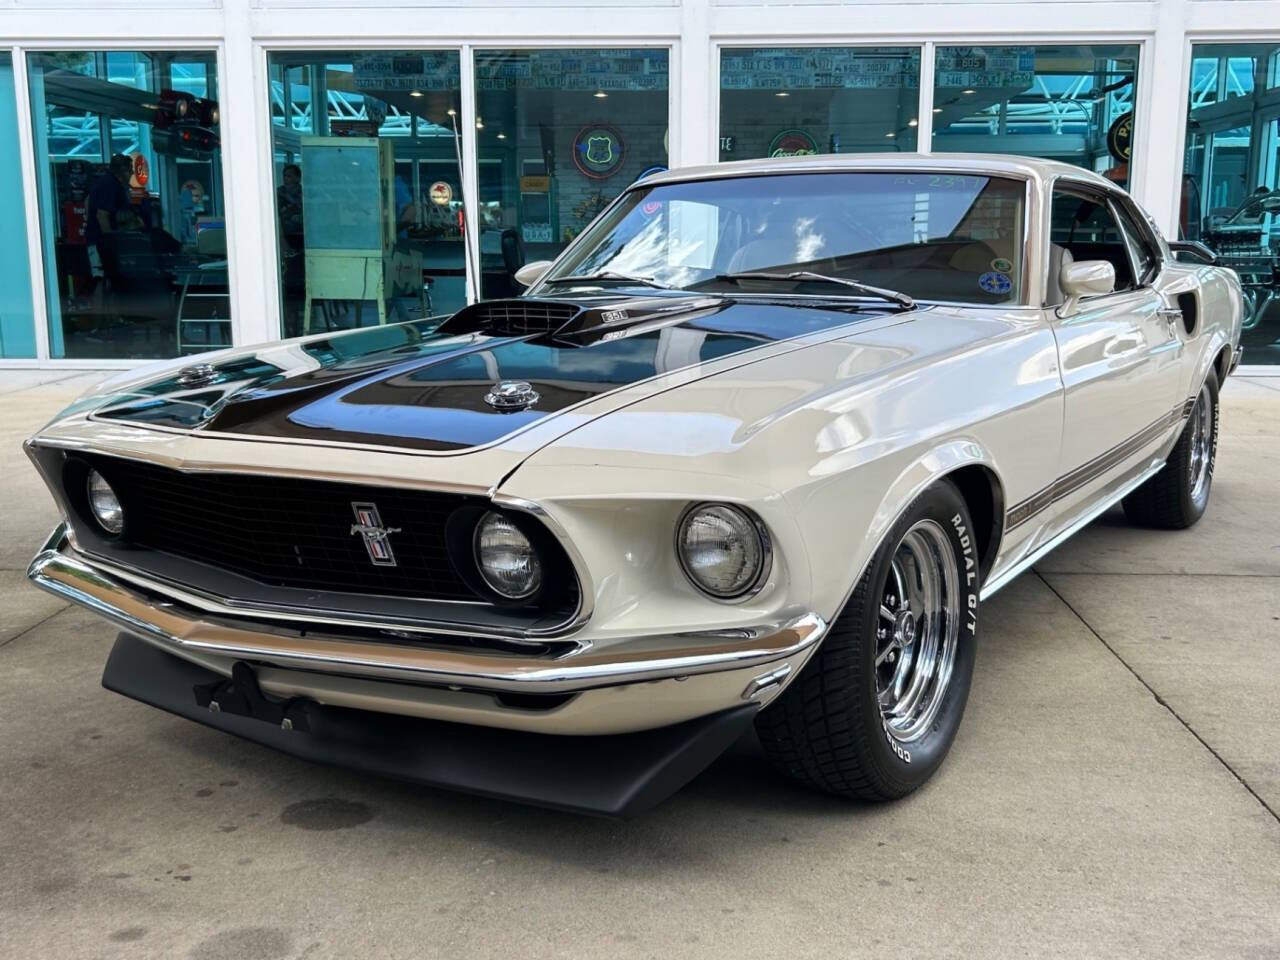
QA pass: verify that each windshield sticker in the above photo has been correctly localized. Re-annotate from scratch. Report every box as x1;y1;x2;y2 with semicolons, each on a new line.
978;272;1012;295
990;257;1013;273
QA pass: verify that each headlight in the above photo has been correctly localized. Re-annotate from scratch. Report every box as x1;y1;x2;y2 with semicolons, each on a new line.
474;511;543;600
677;503;769;599
86;469;124;535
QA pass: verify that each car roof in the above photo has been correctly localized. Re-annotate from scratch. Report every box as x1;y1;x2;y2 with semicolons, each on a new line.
638;153;1118;193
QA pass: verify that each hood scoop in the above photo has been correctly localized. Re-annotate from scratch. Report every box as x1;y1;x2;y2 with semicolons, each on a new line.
437;299;581;337
436;295;726;345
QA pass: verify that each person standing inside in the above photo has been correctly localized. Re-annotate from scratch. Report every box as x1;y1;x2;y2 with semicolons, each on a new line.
85;154;133;283
276;163;304;253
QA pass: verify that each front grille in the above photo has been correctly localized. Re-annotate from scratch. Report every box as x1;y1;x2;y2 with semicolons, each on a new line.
90;455;485;600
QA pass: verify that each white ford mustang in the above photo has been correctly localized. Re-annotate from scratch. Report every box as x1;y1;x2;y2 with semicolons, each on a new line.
26;154;1243;815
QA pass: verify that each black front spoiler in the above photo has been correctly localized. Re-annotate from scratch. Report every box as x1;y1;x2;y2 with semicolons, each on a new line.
102;634;758;817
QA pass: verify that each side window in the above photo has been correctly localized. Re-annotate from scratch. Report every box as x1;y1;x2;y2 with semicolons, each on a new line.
1049;188;1136;294
1109;199;1159;285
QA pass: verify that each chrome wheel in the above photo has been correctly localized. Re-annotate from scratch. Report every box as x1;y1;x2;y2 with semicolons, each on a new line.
874;519;961;743
1187;382;1214;507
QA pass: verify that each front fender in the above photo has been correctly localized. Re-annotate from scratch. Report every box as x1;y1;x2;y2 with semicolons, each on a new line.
786;439;1005;626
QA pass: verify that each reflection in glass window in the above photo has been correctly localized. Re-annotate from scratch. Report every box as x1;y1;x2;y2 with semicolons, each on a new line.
0;53;37;357
267;51;464;338
1181;43;1280;365
474;48;670;299
719;47;921;160
932;46;1139;187
27;50;230;359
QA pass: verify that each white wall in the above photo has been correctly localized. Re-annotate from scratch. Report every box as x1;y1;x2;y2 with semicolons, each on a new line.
5;0;1280;368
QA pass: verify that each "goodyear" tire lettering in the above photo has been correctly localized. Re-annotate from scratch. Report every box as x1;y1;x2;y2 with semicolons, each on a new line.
882;719;911;763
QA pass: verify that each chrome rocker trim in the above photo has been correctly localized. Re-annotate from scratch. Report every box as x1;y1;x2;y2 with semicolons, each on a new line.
27;531;825;695
981;457;1166;599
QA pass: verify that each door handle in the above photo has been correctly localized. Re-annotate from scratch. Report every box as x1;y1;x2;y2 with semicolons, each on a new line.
1157;306;1182;330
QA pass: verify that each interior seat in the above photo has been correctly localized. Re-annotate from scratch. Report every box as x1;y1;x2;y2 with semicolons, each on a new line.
1047;244;1074;305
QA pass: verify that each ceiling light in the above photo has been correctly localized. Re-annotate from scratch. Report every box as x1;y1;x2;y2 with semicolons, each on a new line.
933;107;943;113
446;107;456;117
775;91;790;98
962;88;976;95
409;90;424;98
476;119;484;129
908;118;918;127
885;131;896;138
496;132;506;140
593;90;608;99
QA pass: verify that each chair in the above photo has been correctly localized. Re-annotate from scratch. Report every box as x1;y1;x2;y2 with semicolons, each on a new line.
176;258;232;353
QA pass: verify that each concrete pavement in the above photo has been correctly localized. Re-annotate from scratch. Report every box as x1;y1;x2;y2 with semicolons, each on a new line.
1;370;1277;959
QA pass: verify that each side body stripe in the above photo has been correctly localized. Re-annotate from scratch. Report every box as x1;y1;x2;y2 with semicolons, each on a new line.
1004;398;1192;531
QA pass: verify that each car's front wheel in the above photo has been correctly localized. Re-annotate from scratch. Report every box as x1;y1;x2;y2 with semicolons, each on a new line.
755;480;979;801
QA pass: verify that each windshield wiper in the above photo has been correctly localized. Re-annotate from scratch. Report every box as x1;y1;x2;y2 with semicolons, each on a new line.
543;271;673;290
710;271;915;310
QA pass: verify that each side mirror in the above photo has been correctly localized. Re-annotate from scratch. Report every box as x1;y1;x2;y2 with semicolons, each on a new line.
513;260;554;288
1058;260;1115;317
1167;240;1218;265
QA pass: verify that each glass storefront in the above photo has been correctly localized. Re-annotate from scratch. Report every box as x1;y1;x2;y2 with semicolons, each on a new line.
0;26;1276;371
0;53;37;358
474;48;669;299
267;51;465;339
1181;43;1280;365
719;47;921;160
26;51;231;359
933;45;1140;187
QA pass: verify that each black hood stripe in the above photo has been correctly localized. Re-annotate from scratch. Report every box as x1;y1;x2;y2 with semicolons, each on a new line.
96;296;898;452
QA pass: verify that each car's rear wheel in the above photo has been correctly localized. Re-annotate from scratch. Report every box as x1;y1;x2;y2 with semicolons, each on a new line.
1122;370;1219;529
755;480;979;801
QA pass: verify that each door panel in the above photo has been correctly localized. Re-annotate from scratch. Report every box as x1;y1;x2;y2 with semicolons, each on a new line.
1040;185;1185;542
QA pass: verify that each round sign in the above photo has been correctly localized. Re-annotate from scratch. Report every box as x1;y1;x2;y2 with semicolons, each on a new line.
428;180;453;206
769;129;819;158
131;153;150;188
1107;111;1133;163
573;124;626;180
635;165;667;183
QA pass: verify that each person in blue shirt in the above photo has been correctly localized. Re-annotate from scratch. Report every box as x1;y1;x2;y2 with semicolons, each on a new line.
86;154;133;255
394;175;414;240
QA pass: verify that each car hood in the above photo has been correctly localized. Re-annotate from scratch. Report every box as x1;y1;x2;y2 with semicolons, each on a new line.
79;294;905;454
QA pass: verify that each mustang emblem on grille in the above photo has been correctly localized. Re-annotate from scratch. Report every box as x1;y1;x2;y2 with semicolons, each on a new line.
350;502;402;567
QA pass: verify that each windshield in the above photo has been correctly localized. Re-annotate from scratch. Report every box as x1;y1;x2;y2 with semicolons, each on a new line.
541;172;1027;306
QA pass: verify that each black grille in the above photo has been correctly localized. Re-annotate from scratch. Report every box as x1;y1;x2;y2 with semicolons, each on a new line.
90;455;485;600
449;300;580;335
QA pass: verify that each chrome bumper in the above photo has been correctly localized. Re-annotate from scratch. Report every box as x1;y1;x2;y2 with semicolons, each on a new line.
27;526;825;697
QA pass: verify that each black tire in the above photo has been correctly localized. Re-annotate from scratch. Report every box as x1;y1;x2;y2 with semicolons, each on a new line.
1122;370;1219;530
755;480;980;801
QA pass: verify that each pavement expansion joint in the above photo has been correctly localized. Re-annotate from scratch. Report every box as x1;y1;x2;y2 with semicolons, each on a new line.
1035;570;1280;827
0;603;71;651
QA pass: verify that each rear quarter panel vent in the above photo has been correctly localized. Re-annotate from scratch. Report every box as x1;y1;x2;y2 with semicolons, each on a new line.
1177;291;1200;338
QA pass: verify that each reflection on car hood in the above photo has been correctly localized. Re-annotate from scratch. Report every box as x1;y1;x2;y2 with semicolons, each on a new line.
88;294;900;452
